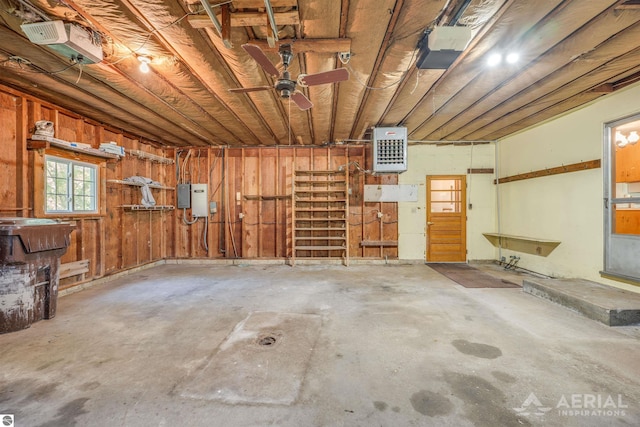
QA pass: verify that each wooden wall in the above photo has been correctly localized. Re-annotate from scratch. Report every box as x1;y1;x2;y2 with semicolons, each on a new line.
0;84;174;289
173;146;398;259
1;83;400;290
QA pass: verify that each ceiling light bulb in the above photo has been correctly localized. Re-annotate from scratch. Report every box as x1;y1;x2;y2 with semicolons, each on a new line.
628;131;639;144
506;52;519;64
138;56;151;73
616;131;628;147
487;53;502;66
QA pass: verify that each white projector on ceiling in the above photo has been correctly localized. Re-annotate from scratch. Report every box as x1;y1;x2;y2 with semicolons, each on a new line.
21;20;103;64
416;25;472;69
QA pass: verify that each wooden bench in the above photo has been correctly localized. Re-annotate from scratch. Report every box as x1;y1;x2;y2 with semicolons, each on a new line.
60;259;90;279
482;233;561;257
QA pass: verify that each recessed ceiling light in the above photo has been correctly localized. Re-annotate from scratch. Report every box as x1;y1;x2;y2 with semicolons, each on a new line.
487;53;502;66
506;52;519;64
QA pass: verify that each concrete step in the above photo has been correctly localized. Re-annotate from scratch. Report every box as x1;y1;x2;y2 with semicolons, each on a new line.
523;278;640;326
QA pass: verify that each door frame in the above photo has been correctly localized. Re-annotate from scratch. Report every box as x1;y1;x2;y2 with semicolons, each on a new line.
426;175;467;262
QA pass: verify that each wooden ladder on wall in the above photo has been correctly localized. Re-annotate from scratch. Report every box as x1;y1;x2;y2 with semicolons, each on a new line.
291;169;349;266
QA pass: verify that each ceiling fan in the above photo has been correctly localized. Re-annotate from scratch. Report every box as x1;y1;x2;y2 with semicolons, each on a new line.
229;43;349;111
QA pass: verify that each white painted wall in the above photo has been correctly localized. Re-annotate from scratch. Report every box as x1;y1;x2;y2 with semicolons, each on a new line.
398;144;496;261
496;83;640;292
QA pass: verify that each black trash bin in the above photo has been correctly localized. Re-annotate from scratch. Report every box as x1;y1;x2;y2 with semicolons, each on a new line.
0;218;75;334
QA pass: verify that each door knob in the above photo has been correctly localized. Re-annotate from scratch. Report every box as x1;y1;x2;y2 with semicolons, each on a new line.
427;222;434;225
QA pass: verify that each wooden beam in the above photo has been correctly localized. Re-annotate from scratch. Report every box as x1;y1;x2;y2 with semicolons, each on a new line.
250;38;352;53
221;4;231;45
467;168;494;174
615;0;640;9
494;159;601;184
590;83;614;93
264;0;279;48
188;11;299;28
266;14;276;48
232;0;297;7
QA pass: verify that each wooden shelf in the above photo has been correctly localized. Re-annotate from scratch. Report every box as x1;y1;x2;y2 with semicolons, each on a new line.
295;227;346;231
28;136;120;160
295;208;346;212
121;204;174;211
127;149;174;164
295;189;346;194
295;236;346;240
483;233;561;257
295;217;345;221
295;179;346;184
295;170;345;175
292;169;349;265
361;240;398;247
244;195;290;200
107;179;174;190
295;245;346;251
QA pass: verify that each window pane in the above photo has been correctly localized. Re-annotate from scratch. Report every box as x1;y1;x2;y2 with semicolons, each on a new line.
56;195;68;210
55;178;67;194
45;156;97;214
430;180;457;191
612;120;640;235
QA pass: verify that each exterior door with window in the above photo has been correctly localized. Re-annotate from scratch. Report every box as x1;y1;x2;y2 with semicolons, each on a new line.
604;117;640;282
426;175;467;262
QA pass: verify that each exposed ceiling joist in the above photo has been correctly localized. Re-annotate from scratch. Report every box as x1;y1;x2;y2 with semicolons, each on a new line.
199;0;233;48
616;0;640;10
2;0;640;147
188;11;299;28
264;0;279;48
249;38;351;53
232;0;297;7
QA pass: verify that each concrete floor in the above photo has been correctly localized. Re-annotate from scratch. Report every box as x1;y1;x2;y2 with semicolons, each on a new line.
1;263;639;427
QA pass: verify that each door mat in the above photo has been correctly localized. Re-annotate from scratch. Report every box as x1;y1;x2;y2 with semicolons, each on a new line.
428;263;520;288
180;311;321;405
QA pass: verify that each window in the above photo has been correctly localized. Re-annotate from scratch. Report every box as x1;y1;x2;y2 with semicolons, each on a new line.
45;156;97;213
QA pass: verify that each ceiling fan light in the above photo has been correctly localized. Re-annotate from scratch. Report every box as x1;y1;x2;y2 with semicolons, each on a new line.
506;52;519;64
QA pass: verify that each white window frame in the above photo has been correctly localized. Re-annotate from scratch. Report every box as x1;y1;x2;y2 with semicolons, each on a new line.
45;155;98;214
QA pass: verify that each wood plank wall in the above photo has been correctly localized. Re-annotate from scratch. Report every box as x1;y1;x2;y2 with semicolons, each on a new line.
1;83;400;290
0;84;174;289
174;146;399;259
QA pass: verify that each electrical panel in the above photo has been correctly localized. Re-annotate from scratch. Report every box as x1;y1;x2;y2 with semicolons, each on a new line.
191;184;208;217
177;184;191;208
372;127;408;173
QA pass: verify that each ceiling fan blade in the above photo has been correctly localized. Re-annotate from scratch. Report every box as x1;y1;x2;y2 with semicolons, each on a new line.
228;86;272;93
242;44;279;77
300;68;349;86
291;92;313;110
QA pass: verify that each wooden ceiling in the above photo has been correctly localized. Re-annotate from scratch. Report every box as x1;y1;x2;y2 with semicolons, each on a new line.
1;0;640;147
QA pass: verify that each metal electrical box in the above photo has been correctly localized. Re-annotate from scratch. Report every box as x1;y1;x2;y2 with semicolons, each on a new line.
373;127;408;173
177;184;191;209
191;184;208;217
